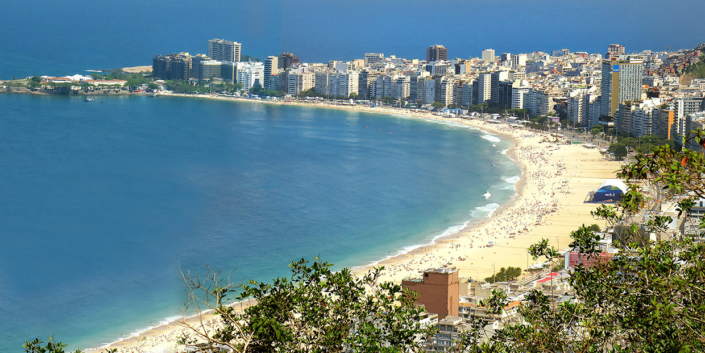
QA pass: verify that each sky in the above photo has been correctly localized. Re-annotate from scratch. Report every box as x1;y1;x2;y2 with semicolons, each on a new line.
0;0;704;77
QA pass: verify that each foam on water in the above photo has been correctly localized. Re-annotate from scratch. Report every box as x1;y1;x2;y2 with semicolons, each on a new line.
473;203;501;218
481;134;502;143
483;191;491;199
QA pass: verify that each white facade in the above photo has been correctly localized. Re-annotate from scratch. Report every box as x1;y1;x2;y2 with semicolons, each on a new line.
236;62;265;90
287;71;314;96
392;76;411;100
512;87;530;109
482;49;495;62
477;73;492;104
364;53;384;66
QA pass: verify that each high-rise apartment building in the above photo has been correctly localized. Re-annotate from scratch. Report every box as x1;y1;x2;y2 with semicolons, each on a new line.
286;70;314;96
607;44;626;58
364;53;384;66
461;79;474;107
207;39;241;62
482;49;495;62
426;45;448;62
600;57;645;117
264;56;279;91
490;71;510;104
279;53;300;70
512;54;527;67
152;53;192;81
198;60;223;81
477;73;492;104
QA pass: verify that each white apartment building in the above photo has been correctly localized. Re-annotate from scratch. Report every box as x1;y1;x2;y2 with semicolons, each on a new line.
512;86;530;110
437;76;455;106
236;62;265;91
512;54;527;67
477;73;492;104
328;71;359;98
287;71;314;96
392;76;411;100
615;98;661;137
482;49;495;62
314;72;329;95
364;53;384;66
375;75;393;100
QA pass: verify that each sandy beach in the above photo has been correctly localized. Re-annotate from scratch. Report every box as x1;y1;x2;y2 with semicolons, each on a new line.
120;66;153;73
90;95;621;352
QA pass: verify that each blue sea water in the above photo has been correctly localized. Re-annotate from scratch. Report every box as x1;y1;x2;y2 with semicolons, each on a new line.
0;94;519;352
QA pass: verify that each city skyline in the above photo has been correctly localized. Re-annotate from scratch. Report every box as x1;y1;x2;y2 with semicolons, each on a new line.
2;0;705;78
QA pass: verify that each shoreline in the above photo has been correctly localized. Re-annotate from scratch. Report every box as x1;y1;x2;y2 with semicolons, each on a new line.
2;91;618;352
80;94;534;353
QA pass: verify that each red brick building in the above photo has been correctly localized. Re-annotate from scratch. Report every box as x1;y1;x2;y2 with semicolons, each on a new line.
402;268;459;318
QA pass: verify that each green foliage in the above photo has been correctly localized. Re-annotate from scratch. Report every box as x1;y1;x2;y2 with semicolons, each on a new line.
241;55;261;62
30;76;41;82
431;101;445;109
683;54;705;79
506;108;528;116
249;85;280;97
381;96;398;105
587;224;601;232
165;80;210;94
349;92;358;99
484;266;522;283
591;123;605;135
23;337;83;353
530;116;548;124
608;134;675;157
177;258;436;352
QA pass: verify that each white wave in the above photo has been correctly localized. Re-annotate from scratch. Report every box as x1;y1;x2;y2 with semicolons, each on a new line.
473;203;501;218
501;149;509;155
481;134;501;143
483;191;491;199
502;175;521;184
499;175;521;191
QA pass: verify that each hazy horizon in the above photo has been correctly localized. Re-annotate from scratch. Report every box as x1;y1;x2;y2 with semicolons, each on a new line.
1;0;703;78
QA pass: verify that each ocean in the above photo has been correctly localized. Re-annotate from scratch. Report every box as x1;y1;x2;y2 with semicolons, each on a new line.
0;94;519;352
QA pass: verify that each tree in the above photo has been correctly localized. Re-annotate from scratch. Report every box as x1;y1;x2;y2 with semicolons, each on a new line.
484;266;522;283
612;144;628;159
431;102;445;109
177;258;436;352
381;96;397;105
591;124;604;135
587;224;601;232
349;92;358;100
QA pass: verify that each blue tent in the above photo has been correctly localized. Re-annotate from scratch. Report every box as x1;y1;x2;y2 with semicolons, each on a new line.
592;179;628;203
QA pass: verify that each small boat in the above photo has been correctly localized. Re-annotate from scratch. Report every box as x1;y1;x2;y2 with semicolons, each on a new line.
84;97;95;102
